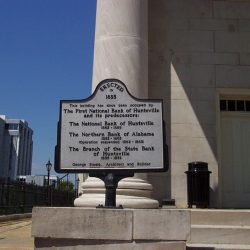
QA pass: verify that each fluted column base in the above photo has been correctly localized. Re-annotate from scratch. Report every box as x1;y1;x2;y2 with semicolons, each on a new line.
74;177;159;209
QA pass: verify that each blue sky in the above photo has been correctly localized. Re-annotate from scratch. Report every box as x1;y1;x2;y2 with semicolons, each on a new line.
0;0;96;176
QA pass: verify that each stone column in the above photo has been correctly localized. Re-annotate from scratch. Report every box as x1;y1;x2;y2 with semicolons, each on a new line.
92;0;148;98
74;0;158;208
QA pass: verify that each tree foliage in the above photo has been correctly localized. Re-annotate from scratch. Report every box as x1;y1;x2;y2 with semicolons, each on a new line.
56;181;74;192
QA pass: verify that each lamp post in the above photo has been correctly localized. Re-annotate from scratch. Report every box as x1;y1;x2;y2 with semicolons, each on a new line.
75;176;80;198
46;160;52;206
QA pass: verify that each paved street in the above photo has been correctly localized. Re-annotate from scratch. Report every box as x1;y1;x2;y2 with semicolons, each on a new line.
0;218;33;250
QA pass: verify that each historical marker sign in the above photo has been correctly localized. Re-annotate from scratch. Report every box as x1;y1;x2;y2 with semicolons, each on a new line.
55;79;167;173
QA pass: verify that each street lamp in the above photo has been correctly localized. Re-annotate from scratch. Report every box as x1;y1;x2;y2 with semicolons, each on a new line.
76;177;80;197
46;160;52;206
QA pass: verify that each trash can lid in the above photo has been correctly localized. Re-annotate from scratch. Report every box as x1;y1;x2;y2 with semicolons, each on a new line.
188;161;209;172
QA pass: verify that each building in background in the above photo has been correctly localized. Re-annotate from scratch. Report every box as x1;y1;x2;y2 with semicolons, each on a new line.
0;115;33;180
17;175;58;187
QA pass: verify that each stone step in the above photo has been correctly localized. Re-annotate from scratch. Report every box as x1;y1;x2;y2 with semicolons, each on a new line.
187;243;250;250
191;209;250;226
190;225;250;245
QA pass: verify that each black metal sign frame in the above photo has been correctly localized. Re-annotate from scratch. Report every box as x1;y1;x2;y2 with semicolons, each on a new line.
55;79;168;174
55;79;169;208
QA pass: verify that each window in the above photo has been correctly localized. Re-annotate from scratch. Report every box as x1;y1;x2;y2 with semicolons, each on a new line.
5;123;19;130
9;124;19;130
220;100;226;111
228;100;236;111
220;99;250;112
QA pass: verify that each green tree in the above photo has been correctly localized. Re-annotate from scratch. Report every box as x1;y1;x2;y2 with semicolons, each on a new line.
57;181;74;192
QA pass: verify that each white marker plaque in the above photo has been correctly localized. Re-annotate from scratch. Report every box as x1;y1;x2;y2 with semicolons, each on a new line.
56;79;167;173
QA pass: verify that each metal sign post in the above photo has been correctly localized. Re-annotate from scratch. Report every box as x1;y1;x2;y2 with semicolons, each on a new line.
90;172;134;208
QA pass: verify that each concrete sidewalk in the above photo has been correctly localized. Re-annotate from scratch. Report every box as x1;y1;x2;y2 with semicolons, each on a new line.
0;217;33;250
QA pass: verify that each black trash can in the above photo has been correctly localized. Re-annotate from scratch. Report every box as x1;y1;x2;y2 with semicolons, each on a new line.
185;162;211;208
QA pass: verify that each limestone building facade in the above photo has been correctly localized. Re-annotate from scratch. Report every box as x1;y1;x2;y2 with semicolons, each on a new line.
0;115;33;180
147;0;250;208
80;0;250;209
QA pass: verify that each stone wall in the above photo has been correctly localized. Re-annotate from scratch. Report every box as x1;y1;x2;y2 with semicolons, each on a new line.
148;0;250;207
32;207;190;250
